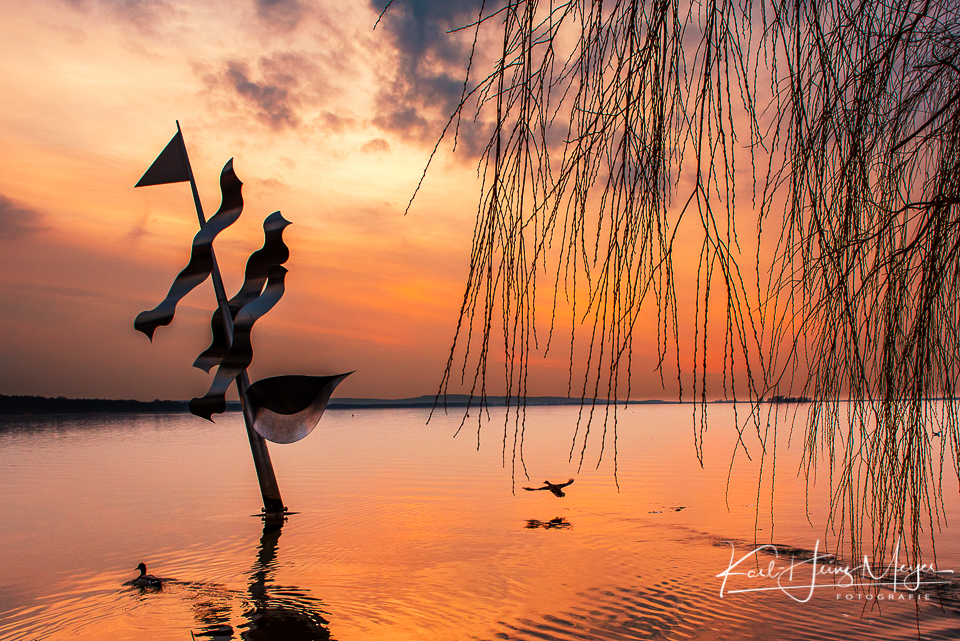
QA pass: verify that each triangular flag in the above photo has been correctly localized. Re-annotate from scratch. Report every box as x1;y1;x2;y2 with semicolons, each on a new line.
135;130;191;187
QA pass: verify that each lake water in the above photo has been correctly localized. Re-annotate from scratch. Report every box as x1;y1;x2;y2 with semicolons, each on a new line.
2;404;960;640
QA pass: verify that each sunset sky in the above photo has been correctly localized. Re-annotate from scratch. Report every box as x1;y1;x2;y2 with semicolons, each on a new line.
0;0;756;402
0;0;497;400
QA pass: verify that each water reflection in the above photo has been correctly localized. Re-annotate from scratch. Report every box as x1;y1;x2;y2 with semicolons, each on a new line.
192;595;234;639
185;517;332;640
239;516;331;640
525;517;572;530
6;407;960;641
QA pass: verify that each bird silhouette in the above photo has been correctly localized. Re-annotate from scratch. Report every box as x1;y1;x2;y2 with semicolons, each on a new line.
133;562;162;588
523;479;574;497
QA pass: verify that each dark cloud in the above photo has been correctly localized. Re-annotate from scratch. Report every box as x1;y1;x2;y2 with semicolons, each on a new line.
361;137;391;153
255;0;306;32
0;195;47;241
225;60;299;129
374;106;426;132
202;51;331;131
370;0;486;142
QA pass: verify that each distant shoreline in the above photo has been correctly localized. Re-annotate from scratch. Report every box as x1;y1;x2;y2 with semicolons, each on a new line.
0;394;946;416
0;393;832;416
0;393;681;415
0;395;193;416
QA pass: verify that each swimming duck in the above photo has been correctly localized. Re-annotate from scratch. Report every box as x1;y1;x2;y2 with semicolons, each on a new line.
523;478;574;497
133;563;162;588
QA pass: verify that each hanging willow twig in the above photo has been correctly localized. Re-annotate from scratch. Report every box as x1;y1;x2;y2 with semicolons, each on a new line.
409;0;960;562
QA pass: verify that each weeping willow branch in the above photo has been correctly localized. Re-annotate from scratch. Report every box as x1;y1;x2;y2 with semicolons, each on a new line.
413;0;960;560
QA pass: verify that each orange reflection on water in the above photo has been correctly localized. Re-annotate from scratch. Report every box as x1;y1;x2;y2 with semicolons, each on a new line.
2;406;960;640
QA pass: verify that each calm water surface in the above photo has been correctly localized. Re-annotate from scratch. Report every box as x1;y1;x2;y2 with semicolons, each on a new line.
1;405;960;640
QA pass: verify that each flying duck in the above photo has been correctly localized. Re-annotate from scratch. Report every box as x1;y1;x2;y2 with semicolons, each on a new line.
523;478;574;497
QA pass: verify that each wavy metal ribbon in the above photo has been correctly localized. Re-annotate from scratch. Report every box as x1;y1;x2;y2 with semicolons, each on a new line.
189;264;287;421
134;159;244;341
246;373;352;443
193;211;291;373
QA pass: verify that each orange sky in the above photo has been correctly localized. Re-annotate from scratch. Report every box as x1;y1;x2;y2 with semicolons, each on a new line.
0;0;782;401
0;0;484;400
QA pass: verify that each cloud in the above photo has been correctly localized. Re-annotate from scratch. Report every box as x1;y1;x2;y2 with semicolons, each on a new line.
370;0;485;142
255;0;306;32
361;137;391;153
225;59;300;129
201;51;334;131
321;111;355;134
59;0;173;33
127;213;150;241
0;195;48;241
61;0;311;36
42;21;88;45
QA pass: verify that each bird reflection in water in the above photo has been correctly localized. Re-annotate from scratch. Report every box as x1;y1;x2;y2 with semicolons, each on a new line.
525;517;572;529
192;516;332;640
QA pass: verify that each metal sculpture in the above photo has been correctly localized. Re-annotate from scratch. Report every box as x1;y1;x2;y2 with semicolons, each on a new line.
134;122;350;514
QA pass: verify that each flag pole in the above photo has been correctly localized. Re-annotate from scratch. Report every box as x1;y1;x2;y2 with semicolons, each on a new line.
176;121;286;514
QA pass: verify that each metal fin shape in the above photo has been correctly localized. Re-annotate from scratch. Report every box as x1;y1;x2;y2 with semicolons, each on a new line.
247;373;352;444
189;264;288;421
193;211;291;373
135;130;191;187
134;160;244;341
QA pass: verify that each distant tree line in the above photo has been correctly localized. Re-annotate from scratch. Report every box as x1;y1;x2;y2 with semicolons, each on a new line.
0;395;189;415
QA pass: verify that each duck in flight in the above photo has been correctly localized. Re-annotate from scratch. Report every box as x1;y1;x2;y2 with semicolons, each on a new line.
133;563;162;588
523;478;574;497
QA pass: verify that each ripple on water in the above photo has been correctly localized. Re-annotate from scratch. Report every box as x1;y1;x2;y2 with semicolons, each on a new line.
4;407;960;640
